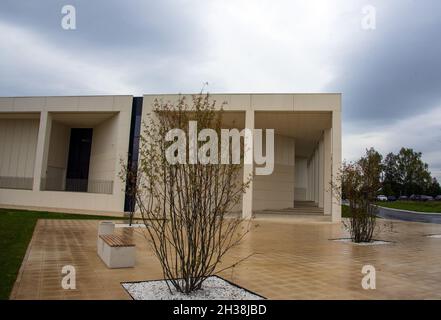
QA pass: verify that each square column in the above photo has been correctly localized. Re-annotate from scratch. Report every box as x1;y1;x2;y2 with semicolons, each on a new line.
309;161;313;201
242;109;254;219
323;128;332;215
310;156;315;202
33;111;52;191
314;146;319;205
308;158;314;201
306;162;310;201
318;138;324;208
331;110;342;222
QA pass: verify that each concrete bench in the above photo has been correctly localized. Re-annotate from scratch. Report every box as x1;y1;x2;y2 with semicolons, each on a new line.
97;234;136;268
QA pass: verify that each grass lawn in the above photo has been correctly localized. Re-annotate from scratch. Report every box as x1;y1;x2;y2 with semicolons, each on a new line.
341;205;351;218
341;205;383;218
0;208;125;300
376;201;441;213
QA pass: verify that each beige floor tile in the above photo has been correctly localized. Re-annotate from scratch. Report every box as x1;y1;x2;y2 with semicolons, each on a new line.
10;218;441;299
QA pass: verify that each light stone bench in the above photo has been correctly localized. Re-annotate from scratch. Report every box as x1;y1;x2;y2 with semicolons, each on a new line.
97;234;136;268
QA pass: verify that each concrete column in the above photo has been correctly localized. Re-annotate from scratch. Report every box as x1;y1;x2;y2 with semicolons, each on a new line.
323;128;332;215
318;138;324;208
292;139;296;208
308;158;313;201
242;109;254;219
312;151;315;202
314;147;319;205
308;162;312;201
306;163;309;201
309;162;312;201
33;111;52;191
331;110;342;222
311;155;315;203
113;110;131;205
310;161;313;201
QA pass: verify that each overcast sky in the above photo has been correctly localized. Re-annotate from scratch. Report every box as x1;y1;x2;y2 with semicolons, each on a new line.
0;0;440;179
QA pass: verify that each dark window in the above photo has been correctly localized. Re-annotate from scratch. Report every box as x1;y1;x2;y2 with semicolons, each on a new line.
65;128;93;192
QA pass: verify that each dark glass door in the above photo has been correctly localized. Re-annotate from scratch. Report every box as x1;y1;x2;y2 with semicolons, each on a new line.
65;128;93;192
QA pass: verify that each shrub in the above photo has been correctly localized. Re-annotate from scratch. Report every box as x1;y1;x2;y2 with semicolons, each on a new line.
338;148;382;242
122;94;251;294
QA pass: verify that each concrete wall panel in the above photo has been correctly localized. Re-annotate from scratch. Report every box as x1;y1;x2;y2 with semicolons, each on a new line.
253;134;295;210
0;119;39;179
295;157;308;201
0;95;132;214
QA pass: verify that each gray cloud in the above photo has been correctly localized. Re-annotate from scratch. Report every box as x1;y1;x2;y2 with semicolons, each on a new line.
0;0;206;54
0;0;214;96
323;0;441;178
0;0;440;178
327;0;441;129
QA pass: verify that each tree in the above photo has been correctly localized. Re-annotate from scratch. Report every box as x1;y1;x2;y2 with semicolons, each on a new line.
359;148;384;197
382;152;400;196
337;148;383;243
395;148;431;196
124;94;252;294
380;148;436;197
428;177;441;196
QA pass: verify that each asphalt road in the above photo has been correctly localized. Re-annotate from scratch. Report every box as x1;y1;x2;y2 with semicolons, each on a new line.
376;206;441;224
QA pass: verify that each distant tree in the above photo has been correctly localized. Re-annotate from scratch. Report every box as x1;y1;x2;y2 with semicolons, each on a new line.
428;177;441;196
359;148;384;195
395;148;431;196
346;147;436;198
382;152;400;196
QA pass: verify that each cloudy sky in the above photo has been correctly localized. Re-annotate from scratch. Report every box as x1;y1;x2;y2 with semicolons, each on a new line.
0;0;440;179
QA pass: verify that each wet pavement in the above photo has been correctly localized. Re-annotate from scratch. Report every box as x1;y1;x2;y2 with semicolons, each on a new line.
11;217;441;299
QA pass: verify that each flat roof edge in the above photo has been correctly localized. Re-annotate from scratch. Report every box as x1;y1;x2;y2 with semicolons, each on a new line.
142;93;342;96
0;95;134;98
0;93;342;99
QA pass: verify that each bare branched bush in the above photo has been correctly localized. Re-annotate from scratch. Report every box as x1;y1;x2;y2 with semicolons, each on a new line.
119;162;139;226
122;94;251;294
335;148;383;243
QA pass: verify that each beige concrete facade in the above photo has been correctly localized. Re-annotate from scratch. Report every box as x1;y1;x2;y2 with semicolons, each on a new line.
0;96;132;213
1;93;341;220
142;93;342;222
0;115;40;190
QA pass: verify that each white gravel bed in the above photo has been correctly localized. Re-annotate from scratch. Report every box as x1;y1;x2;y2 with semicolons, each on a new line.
122;276;264;300
331;238;391;245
